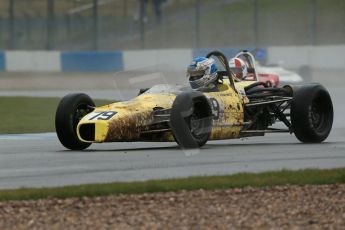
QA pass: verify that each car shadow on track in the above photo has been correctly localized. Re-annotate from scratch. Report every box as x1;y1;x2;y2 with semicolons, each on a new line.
55;141;340;153
56;145;180;153
202;141;339;150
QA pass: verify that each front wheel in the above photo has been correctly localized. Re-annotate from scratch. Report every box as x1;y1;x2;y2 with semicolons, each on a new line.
170;91;212;149
291;84;333;143
55;93;95;150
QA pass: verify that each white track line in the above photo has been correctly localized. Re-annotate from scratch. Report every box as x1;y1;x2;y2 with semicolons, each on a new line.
0;133;56;140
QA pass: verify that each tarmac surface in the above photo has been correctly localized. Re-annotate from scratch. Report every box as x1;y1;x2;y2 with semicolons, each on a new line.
0;128;345;189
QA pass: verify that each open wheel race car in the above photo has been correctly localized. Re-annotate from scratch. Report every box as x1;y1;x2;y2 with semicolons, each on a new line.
55;51;333;150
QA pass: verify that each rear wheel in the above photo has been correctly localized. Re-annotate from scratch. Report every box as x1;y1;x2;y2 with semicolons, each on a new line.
291;84;333;143
55;93;95;150
170;91;212;149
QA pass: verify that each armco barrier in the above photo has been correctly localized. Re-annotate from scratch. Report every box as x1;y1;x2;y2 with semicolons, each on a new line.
61;51;124;72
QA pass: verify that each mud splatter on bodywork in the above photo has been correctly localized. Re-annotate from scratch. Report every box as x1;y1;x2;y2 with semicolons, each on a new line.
104;93;176;142
78;82;250;143
105;111;153;141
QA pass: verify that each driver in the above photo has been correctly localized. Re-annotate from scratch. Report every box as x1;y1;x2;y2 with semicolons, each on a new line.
187;57;218;90
228;57;248;80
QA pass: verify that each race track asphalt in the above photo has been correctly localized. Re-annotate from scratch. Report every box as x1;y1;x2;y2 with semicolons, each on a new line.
0;129;345;189
0;86;344;189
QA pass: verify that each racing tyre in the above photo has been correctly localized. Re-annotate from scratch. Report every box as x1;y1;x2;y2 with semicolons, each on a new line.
170;91;212;149
291;84;333;143
55;93;95;150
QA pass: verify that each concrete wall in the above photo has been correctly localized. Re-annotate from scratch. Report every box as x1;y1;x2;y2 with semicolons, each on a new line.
0;47;267;72
267;45;345;69
2;49;195;72
123;49;193;71
1;46;344;72
60;51;123;72
5;51;60;72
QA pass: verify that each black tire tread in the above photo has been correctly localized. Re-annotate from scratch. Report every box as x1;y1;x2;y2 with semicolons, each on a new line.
55;93;95;150
170;91;212;149
291;84;333;143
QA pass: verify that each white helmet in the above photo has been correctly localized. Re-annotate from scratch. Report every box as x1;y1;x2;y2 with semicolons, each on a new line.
229;57;248;80
187;57;218;89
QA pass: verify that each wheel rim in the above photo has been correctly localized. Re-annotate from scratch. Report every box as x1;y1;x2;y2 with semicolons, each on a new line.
190;114;204;138
72;104;93;130
310;97;328;132
188;107;210;140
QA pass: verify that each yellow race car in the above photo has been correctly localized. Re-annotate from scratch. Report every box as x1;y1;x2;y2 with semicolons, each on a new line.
55;51;333;150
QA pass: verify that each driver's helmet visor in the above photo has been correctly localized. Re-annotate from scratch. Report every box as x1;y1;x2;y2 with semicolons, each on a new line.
187;68;206;81
230;66;244;74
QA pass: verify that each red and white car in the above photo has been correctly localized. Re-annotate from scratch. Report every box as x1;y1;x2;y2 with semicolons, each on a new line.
257;71;280;88
257;64;304;86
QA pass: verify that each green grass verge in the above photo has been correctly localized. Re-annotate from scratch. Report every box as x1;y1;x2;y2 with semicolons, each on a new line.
1;168;345;202
0;97;112;134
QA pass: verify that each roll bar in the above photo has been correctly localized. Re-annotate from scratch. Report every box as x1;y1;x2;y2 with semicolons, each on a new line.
206;51;236;90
